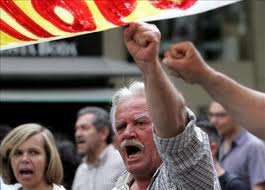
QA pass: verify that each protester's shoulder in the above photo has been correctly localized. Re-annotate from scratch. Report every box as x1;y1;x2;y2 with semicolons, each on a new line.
1;184;20;190
105;145;125;170
114;170;130;187
53;184;67;190
108;144;120;154
75;162;87;173
245;131;265;149
107;145;123;160
0;177;21;190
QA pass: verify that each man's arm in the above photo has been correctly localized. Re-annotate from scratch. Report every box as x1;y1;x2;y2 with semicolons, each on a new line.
124;22;186;138
162;42;265;139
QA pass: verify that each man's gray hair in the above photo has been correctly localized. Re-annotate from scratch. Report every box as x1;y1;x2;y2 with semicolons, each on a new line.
77;106;113;144
110;81;145;133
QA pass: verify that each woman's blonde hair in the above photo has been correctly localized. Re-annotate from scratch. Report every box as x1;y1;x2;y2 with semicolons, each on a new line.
0;123;63;185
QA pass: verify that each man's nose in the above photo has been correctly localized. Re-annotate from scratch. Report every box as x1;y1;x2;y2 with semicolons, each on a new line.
210;118;219;127
75;128;82;137
123;124;136;138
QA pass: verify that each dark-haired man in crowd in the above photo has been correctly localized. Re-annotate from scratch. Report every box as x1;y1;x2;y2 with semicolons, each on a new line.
72;107;125;190
197;120;249;190
208;102;265;190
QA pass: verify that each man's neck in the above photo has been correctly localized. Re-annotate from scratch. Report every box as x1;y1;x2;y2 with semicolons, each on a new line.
130;176;151;190
223;126;241;154
224;126;241;141
130;161;162;190
86;143;107;165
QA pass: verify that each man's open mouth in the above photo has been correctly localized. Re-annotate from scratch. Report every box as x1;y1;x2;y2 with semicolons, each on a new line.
76;139;86;145
125;145;142;158
121;140;144;159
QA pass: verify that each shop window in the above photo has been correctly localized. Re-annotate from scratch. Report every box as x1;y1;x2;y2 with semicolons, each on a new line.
155;1;249;62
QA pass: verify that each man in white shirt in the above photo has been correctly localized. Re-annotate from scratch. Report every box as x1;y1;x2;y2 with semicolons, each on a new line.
72;107;125;190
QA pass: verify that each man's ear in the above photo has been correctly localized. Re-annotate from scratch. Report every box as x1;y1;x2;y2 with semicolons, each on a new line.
210;143;218;158
100;128;110;142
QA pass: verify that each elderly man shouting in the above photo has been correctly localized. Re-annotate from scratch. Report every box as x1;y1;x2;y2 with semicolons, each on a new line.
110;22;220;190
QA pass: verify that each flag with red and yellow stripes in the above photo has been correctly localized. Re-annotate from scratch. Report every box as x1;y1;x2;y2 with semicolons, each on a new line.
0;0;241;50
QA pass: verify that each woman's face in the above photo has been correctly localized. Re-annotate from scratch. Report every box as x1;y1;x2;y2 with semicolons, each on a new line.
11;133;48;189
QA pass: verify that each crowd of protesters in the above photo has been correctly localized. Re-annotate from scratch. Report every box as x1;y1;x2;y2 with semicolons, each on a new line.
1;22;265;190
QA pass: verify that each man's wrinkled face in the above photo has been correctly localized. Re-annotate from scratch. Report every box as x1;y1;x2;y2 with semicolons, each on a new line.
115;96;162;177
208;102;236;136
75;114;100;156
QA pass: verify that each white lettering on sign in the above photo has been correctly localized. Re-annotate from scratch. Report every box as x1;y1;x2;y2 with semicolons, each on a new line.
2;42;78;56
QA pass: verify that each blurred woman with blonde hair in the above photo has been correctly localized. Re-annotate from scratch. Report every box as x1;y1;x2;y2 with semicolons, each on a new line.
0;123;65;190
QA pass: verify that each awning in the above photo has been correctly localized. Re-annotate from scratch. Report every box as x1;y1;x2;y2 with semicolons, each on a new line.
0;88;116;103
0;57;141;79
0;57;141;102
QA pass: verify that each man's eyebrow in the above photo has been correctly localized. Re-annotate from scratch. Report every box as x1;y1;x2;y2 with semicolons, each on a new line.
134;114;150;121
115;114;149;123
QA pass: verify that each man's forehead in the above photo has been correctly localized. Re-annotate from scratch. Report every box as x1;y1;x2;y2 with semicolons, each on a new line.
115;96;148;117
209;102;226;112
76;113;95;124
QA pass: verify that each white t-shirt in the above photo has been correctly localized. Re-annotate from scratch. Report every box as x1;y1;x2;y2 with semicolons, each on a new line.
53;184;66;190
15;183;65;190
0;177;21;190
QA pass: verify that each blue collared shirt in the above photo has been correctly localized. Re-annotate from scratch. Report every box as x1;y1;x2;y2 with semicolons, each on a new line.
219;128;265;187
